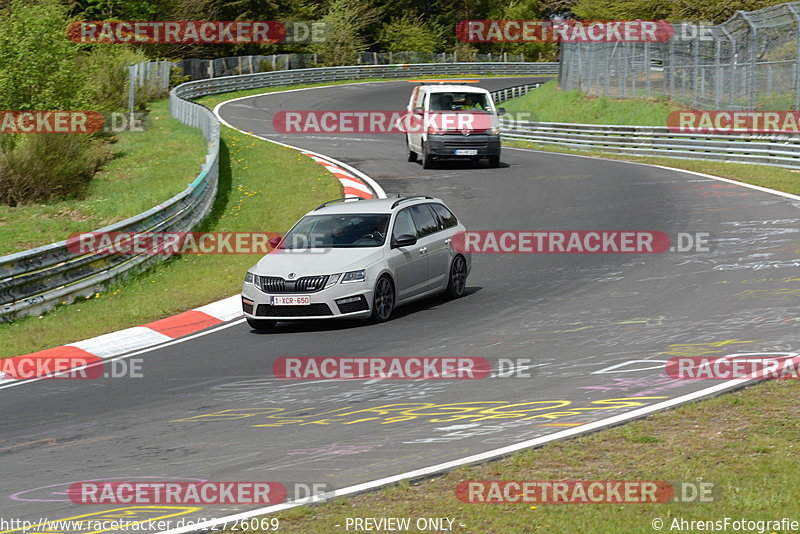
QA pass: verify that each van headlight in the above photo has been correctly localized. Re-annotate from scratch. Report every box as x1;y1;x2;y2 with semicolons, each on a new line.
341;270;366;284
491;127;501;135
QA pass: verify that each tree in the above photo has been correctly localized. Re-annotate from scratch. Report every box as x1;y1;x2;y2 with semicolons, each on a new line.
312;0;380;65
378;14;445;53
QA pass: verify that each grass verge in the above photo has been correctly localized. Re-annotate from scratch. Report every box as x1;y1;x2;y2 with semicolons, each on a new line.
0;99;207;255
2;125;340;357
502;79;686;125
229;380;799;533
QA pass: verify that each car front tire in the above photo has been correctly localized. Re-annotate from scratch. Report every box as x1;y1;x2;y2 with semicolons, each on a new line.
443;255;468;298
370;275;395;323
247;318;276;331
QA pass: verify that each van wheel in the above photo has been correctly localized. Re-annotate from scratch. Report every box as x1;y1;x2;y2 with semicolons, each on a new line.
406;136;418;162
421;142;433;169
487;156;500;168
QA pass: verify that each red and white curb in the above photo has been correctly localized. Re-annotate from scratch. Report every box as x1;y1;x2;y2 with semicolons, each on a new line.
0;295;242;384
303;152;373;199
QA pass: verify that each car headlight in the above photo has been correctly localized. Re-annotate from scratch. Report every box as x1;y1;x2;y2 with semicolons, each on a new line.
324;274;341;289
340;270;366;284
244;271;254;284
491;127;501;135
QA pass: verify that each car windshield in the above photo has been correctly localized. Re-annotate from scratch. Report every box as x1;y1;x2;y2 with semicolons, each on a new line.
282;214;391;248
429;92;490;112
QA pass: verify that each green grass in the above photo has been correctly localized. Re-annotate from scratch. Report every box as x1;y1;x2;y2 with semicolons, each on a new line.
1;126;340;357
223;380;800;534
0;99;207;255
501;79;686;126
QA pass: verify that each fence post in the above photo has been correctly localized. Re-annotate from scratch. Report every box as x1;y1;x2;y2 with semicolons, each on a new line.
790;4;800;111
644;41;651;98
714;33;722;109
738;11;757;109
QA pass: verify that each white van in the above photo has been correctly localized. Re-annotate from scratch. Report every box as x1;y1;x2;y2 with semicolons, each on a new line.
405;82;504;169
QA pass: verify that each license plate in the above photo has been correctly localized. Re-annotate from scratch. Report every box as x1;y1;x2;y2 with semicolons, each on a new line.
455;149;478;156
271;296;310;306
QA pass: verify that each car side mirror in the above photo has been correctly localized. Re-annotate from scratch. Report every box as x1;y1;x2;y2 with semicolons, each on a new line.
497;107;506;116
268;235;283;249
392;234;417;248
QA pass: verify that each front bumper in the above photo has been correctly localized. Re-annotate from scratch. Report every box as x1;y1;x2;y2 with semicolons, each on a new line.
426;134;501;157
241;280;373;321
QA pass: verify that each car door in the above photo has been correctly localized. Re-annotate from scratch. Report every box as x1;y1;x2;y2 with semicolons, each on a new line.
412;204;451;291
387;207;428;300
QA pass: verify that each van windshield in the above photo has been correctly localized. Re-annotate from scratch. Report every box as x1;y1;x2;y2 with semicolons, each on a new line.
429;92;490;112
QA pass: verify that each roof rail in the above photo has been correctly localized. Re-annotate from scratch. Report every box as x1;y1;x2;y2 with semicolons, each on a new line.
314;197;365;210
391;195;433;209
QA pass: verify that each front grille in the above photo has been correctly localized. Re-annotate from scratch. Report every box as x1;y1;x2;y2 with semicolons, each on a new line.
443;141;487;148
257;275;329;293
336;295;369;314
259;276;285;293
256;303;333;317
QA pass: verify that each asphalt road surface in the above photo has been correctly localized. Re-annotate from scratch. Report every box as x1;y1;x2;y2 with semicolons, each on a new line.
1;77;799;531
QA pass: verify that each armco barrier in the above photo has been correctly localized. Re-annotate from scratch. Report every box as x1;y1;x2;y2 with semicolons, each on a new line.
0;62;556;322
0;93;220;322
492;84;800;170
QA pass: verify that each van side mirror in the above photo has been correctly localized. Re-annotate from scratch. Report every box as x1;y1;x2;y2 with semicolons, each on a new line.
413;107;424;114
497;107;506;116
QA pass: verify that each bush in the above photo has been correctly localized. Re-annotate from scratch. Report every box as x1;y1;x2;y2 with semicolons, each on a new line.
79;46;152;111
0;134;111;207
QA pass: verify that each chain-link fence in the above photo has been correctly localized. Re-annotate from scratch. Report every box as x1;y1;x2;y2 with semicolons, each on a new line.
559;2;800;110
177;52;526;80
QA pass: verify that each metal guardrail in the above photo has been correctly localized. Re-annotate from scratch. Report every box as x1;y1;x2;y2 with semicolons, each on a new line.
494;83;800;169
0;91;220;322
173;62;559;99
0;62;556;322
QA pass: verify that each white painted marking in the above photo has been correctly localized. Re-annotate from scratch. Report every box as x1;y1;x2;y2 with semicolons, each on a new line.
69;327;172;358
194;295;242;322
0;319;247;391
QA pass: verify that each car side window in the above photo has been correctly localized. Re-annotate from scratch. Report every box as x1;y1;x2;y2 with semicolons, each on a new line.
430;203;458;229
409;204;439;237
392;208;417;240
